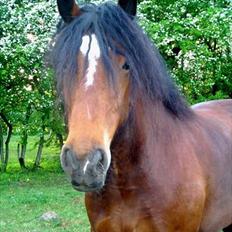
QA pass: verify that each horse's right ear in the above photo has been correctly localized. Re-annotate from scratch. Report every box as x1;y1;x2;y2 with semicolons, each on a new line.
57;0;80;23
118;0;137;16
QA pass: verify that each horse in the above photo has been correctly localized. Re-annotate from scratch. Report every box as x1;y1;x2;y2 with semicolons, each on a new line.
52;0;232;231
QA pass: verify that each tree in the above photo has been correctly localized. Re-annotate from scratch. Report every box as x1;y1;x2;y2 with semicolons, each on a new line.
0;124;3;168
0;112;13;171
139;0;232;103
0;0;64;170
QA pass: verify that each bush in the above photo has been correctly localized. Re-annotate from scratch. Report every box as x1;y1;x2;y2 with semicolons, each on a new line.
139;0;232;103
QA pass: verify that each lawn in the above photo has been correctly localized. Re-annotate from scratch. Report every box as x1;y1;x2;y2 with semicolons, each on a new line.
0;136;90;232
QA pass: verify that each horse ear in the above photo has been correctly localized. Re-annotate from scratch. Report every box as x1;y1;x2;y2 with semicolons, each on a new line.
118;0;137;16
57;0;80;23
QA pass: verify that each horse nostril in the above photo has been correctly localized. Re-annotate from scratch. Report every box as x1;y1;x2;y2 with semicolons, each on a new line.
92;149;105;171
61;145;78;172
61;146;107;176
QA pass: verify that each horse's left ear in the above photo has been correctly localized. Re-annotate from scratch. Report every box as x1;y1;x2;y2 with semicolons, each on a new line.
118;0;137;16
57;0;81;23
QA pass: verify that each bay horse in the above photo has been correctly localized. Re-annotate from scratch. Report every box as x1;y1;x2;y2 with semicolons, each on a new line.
52;0;232;231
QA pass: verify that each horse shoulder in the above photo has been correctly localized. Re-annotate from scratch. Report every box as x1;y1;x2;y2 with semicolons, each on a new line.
191;99;232;231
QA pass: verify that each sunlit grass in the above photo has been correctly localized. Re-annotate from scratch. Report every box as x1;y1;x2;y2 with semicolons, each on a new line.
0;136;90;232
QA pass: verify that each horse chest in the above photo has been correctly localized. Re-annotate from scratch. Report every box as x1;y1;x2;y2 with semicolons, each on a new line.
86;194;156;232
91;207;155;232
86;177;207;232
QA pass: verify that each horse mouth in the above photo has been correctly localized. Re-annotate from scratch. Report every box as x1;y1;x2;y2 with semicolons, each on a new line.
71;180;104;192
71;180;105;192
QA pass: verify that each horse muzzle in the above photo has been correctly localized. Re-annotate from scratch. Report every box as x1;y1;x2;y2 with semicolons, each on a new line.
60;145;108;192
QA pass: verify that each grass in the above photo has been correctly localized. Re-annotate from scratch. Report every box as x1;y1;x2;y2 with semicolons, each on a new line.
0;136;90;232
6;135;61;170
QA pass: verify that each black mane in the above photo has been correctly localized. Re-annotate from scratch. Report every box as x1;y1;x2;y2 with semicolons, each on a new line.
52;2;192;119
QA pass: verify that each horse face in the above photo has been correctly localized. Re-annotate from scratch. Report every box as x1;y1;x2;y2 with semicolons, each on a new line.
60;34;130;192
57;0;136;192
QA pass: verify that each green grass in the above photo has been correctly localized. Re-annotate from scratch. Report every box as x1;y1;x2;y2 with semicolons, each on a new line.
0;136;90;232
6;135;62;171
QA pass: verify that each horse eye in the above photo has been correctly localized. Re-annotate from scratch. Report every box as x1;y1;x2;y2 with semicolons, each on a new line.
122;62;130;70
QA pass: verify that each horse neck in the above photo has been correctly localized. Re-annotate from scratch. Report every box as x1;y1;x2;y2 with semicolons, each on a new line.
109;99;184;187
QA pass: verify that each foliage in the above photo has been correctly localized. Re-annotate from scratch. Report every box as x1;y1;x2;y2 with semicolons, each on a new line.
139;0;232;103
0;0;231;170
0;0;64;170
0;0;59;131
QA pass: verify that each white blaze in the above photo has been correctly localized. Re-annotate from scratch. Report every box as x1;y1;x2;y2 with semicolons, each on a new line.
83;159;90;174
80;35;90;55
80;34;101;88
103;130;112;170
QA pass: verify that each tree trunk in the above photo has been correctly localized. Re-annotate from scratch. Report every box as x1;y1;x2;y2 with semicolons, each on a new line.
0;112;13;172
34;116;46;168
17;143;26;168
56;133;63;150
18;105;31;169
4;121;13;172
17;143;20;160
18;134;27;169
34;134;44;168
19;144;27;168
0;124;4;171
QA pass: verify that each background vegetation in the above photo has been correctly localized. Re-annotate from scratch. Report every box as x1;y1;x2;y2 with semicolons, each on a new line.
0;0;63;171
139;0;232;103
0;0;231;171
0;0;231;230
